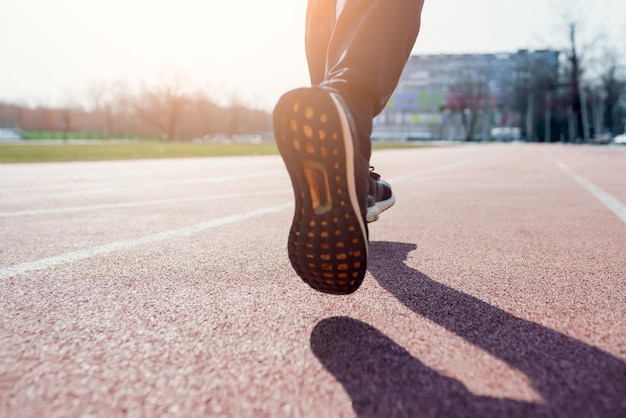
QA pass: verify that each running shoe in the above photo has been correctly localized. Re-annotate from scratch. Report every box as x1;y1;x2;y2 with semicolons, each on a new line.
273;87;369;295
367;167;395;223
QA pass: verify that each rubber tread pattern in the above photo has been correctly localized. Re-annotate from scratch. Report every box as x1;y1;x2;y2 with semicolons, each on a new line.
274;88;368;295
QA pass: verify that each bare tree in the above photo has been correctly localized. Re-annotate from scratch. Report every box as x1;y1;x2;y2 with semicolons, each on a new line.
564;22;590;141
596;49;626;136
227;92;244;138
546;1;612;141
60;89;82;142
448;65;489;141
87;80;134;138
175;90;222;139
512;51;560;142
135;72;189;141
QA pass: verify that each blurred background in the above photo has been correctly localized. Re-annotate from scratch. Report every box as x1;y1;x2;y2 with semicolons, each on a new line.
1;0;625;144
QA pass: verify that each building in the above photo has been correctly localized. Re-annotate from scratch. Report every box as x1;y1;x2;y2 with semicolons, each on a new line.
373;50;560;141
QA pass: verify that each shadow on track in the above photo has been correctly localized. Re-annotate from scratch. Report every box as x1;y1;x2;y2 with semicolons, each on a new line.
310;241;626;417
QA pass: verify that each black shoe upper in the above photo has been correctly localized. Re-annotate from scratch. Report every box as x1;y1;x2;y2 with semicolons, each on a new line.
367;167;393;208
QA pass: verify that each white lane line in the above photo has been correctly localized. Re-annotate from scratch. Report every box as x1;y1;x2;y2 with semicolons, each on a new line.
0;170;285;199
0;202;292;280
0;190;291;217
557;162;626;224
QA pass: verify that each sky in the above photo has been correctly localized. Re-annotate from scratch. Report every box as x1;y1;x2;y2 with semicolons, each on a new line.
1;0;625;110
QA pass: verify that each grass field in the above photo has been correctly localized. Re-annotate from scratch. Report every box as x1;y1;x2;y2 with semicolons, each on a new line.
0;140;428;163
0;142;280;163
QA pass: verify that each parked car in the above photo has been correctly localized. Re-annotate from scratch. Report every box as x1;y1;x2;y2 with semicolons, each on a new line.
0;128;23;141
613;134;626;145
593;133;612;144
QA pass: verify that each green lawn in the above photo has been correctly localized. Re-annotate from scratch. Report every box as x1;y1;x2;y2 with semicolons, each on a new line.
0;140;429;163
0;142;281;163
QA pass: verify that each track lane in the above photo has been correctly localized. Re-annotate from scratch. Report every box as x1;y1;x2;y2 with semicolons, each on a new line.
1;144;624;417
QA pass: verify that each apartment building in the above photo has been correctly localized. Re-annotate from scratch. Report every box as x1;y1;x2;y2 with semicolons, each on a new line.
373;50;560;141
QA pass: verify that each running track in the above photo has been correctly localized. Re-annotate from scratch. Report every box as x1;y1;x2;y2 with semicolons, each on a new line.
1;143;625;417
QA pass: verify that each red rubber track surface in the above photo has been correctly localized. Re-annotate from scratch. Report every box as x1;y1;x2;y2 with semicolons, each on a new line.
1;143;624;417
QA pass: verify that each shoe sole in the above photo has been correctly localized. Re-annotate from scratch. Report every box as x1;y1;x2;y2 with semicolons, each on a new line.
367;188;395;223
273;88;368;295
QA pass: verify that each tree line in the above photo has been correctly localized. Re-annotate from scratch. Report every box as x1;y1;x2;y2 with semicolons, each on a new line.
0;74;272;141
446;23;625;143
517;22;625;142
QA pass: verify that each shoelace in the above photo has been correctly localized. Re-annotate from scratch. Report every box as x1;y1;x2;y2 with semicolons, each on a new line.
369;166;381;181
